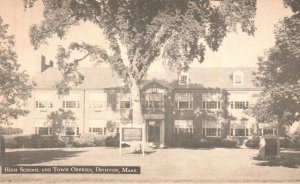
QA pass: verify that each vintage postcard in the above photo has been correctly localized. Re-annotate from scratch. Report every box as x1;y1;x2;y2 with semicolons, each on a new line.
0;0;299;183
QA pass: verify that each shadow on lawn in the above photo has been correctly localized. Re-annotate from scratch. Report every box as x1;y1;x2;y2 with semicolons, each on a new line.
4;149;86;166
253;150;300;168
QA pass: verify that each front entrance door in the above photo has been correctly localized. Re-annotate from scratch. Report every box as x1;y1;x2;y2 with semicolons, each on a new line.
147;120;160;142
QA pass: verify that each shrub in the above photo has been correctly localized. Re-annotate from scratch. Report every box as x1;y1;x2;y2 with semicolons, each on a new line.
95;135;107;146
72;133;102;147
30;134;44;148
4;136;18;148
169;133;201;148
105;133;120;147
14;136;31;148
245;139;260;149
280;137;293;148
0;127;23;135
29;134;66;148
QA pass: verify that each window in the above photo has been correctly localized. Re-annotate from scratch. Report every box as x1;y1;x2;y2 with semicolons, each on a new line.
175;93;193;109
88;92;107;109
35;119;52;135
259;128;277;136
202;101;221;109
231;101;249;109
88;120;107;135
145;93;164;109
174;120;193;133
230;128;249;136
35;100;53;109
202;120;221;137
89;127;106;135
117;93;131;109
233;71;244;85
203;128;221;137
65;127;80;136
63;100;80;108
179;75;188;85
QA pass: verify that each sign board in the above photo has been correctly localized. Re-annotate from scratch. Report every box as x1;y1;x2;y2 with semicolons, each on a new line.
122;128;143;142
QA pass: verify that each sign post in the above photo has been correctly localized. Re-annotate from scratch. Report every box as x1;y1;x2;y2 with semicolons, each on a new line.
119;123;145;156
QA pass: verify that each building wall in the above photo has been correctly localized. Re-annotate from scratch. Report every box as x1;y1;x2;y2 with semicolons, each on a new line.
23;82;276;146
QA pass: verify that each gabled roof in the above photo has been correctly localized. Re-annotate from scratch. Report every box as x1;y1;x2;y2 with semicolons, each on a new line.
32;67;258;90
164;67;258;90
32;67;122;90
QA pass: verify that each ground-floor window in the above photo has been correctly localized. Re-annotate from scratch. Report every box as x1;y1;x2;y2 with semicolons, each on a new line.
259;128;277;136
230;128;249;136
174;120;193;133
65;127;80;136
89;127;106;135
35;127;52;135
203;128;221;137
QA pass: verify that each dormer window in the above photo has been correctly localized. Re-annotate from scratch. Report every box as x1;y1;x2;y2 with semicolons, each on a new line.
233;70;244;86
179;72;189;85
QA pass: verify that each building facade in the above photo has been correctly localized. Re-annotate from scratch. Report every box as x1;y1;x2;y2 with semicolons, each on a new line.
23;61;278;146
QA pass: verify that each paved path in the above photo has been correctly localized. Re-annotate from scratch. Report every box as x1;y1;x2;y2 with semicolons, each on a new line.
1;147;300;183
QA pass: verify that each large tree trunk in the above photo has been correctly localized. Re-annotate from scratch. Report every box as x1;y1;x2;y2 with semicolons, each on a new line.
130;82;144;125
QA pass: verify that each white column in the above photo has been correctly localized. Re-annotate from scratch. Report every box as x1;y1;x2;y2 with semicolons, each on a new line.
160;120;165;148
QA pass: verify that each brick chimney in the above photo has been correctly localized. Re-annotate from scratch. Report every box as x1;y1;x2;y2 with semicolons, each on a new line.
41;55;53;72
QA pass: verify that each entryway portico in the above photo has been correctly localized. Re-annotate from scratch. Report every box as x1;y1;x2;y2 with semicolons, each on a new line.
144;114;165;148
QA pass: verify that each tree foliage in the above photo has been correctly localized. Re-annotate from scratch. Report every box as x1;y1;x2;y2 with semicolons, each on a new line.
0;17;34;125
47;108;76;136
24;0;257;124
25;0;256;88
249;1;300;126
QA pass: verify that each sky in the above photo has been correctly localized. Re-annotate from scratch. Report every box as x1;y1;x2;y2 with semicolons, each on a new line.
0;0;293;77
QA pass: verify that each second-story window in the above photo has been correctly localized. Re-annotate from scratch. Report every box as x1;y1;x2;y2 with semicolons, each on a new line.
63;100;80;108
35;93;54;109
202;101;221;109
117;93;131;109
175;93;193;109
202;93;222;110
36;100;53;108
145;93;164;109
231;101;249;109
88;92;107;109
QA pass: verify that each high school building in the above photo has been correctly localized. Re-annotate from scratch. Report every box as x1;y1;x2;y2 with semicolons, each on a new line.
23;59;278;146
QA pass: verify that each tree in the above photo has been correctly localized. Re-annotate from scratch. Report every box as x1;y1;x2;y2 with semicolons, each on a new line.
0;17;34;125
24;0;257;125
47;108;76;137
248;0;300;133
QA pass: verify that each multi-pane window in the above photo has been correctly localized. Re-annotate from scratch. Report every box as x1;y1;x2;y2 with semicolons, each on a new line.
174;120;193;133
89;120;107;135
65;127;80;136
203;128;221;137
233;71;243;85
179;75;188;85
35;100;53;108
35;127;52;135
230;128;249;136
89;127;106;135
88;92;107;109
230;101;249;109
175;93;193;109
63;100;80;108
35;119;52;135
117;93;131;109
202;120;221;137
234;75;242;85
202;101;221;109
145;93;164;109
258;128;277;136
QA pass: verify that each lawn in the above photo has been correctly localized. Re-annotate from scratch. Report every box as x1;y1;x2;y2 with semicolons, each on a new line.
1;147;300;183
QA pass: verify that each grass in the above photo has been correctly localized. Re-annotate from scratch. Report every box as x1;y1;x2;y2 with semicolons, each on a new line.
1;147;300;183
